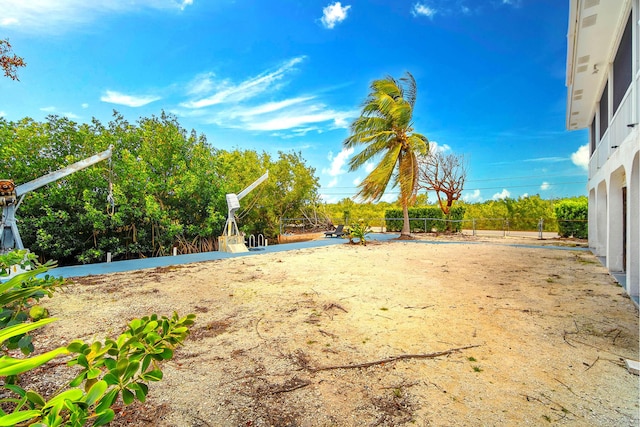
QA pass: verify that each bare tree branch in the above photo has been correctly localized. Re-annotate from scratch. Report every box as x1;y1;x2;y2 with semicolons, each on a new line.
418;151;467;215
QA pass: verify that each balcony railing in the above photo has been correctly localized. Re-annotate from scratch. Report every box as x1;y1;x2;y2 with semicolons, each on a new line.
589;77;636;177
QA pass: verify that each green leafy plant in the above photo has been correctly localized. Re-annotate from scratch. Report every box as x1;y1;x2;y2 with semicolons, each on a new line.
347;220;371;245
0;250;195;426
0;250;62;356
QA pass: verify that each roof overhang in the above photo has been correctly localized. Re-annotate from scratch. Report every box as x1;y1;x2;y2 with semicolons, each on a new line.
566;0;631;130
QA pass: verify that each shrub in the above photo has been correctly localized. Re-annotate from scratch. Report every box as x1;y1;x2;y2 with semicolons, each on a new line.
0;250;195;426
346;220;371;245
384;206;465;232
554;197;588;239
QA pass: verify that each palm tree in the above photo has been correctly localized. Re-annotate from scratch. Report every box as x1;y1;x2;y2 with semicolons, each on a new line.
344;72;429;237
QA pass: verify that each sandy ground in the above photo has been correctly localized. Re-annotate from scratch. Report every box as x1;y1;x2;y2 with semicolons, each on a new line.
28;235;639;426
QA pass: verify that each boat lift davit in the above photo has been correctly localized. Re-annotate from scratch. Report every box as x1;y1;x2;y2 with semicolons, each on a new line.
218;171;269;253
0;145;114;255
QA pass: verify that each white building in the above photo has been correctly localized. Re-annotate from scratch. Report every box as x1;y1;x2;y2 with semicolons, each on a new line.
566;0;639;304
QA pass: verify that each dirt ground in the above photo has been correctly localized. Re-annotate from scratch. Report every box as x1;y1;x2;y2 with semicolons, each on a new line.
30;234;639;426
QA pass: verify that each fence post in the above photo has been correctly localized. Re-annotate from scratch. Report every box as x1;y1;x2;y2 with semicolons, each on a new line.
538;218;544;240
472;219;476;236
503;219;507;237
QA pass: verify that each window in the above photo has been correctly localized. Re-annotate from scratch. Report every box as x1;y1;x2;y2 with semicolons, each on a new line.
613;14;632;112
599;81;608;139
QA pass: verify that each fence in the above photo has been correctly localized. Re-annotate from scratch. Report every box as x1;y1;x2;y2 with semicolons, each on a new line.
280;217;588;240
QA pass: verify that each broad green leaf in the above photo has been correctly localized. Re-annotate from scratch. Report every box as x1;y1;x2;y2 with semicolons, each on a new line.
131;382;148;403
43;389;84;409
3;384;26;397
95;388;118;414
0;409;41;426
0;318;58;345
0;347;68;376
159;348;173;360
141;320;158;334
86;367;102;379
25;390;46;407
141;369;163;381
102;373;119;386
122;361;140;381
66;340;85;353
84;380;108;406
121;388;134;405
93;408;115;426
69;372;87;387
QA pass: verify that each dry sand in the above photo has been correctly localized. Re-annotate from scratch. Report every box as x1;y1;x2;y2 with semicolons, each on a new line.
29;235;639;426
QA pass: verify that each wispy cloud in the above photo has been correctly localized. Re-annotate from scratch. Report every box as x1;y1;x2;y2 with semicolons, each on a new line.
523;156;568;163
412;3;437;18
321;2;351;29
540;182;550;191
101;90;161;107
175;56;357;135
0;0;193;34
570;144;589;171
181;57;305;109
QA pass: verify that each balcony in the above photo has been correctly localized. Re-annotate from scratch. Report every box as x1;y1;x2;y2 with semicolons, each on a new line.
589;76;636;178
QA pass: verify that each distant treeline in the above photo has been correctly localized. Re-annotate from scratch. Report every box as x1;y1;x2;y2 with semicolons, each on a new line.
321;195;588;237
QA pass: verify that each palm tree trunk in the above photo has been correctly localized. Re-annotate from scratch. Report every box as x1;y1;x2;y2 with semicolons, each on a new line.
401;202;411;236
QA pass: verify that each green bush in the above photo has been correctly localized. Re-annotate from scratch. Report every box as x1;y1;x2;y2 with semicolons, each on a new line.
554;197;588;238
384;206;466;232
0;250;195;426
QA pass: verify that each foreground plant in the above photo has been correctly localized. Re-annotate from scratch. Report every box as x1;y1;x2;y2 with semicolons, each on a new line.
0;250;195;426
347;220;371;246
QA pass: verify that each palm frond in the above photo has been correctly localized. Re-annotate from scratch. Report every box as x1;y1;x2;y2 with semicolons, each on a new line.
399;72;417;109
356;144;402;201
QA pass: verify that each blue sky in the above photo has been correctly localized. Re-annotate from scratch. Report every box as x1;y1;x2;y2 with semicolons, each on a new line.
0;0;589;203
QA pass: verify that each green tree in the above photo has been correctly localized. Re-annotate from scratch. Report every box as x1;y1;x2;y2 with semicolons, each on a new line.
344;72;429;237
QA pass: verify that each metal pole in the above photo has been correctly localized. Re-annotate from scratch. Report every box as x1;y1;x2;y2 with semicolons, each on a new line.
538;218;544;240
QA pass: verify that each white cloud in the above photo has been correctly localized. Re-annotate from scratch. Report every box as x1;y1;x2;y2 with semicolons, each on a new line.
540;182;550;191
412;3;437;18
353;177;362;186
40;106;56;112
0;111;5;117
81;103;89;109
428;141;451;154
462;189;482;203
570;144;589;171
321;2;351;29
326;178;338;188
181;57;305;109
100;90;161;107
323;147;354;177
492;189;510;200
0;0;193;34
